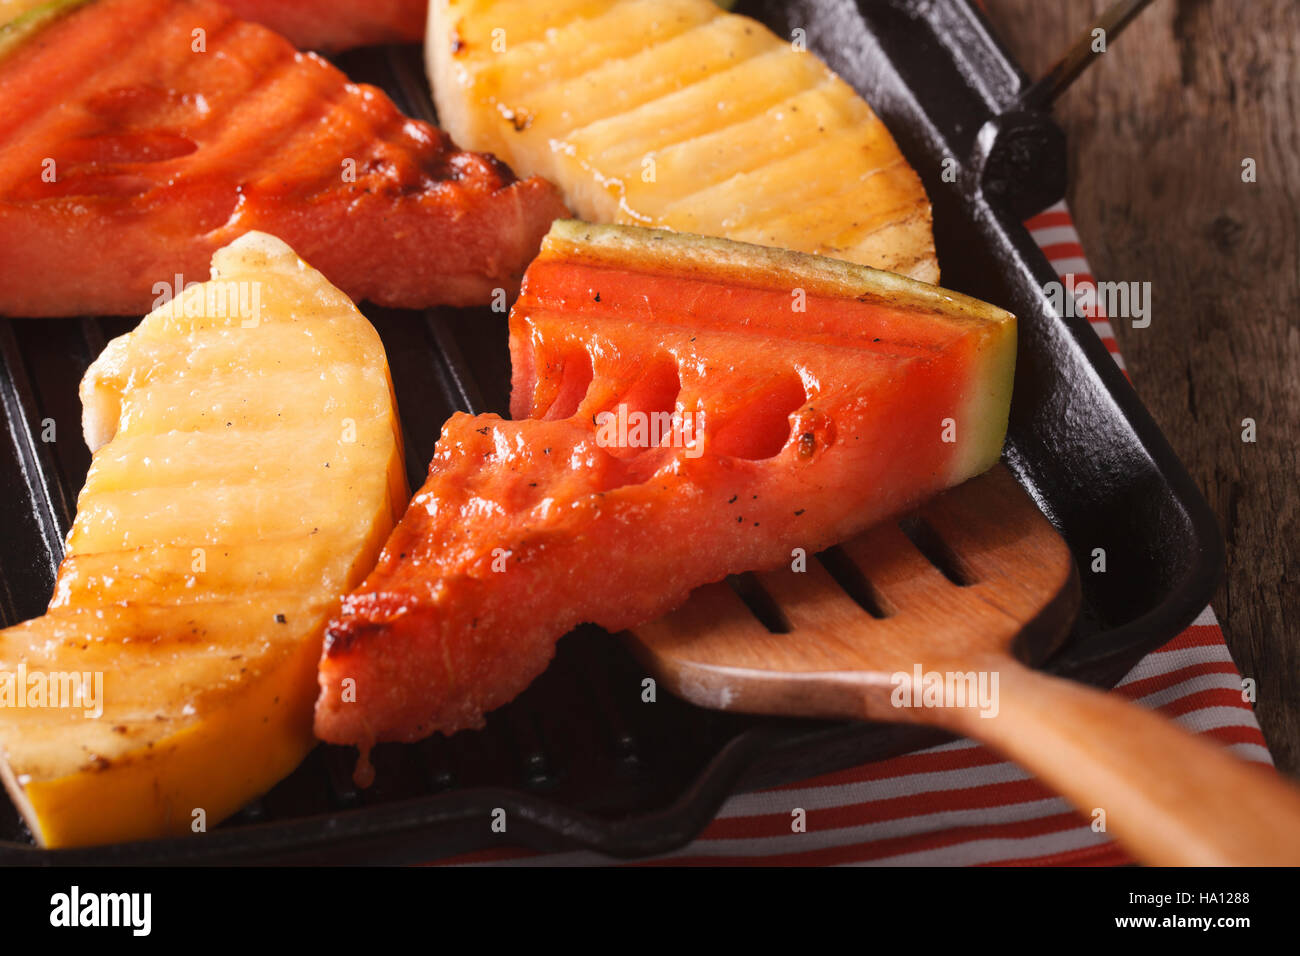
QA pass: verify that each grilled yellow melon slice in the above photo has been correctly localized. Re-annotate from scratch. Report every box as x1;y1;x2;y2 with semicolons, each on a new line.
0;232;407;847
427;0;938;282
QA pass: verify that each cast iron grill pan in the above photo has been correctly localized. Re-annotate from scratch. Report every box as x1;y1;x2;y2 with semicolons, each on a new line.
0;0;1222;864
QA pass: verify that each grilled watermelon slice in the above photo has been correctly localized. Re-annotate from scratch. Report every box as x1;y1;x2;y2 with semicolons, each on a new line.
315;220;1015;752
0;0;426;54
223;0;426;52
0;0;567;317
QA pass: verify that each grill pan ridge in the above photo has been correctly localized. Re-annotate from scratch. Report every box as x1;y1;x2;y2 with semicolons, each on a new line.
0;0;1223;864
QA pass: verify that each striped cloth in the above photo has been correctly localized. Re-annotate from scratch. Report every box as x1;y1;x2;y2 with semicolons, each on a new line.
438;202;1270;866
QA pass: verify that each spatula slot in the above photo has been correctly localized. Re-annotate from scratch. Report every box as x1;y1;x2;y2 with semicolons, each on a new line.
897;515;974;587
725;572;792;633
815;546;893;619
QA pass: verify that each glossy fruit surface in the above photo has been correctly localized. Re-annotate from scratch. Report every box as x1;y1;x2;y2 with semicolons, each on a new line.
316;220;1013;751
0;0;566;316
427;0;937;282
0;232;406;846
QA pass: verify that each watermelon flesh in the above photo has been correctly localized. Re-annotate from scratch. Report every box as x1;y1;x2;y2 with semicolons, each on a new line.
0;0;567;317
315;221;1016;750
223;0;425;52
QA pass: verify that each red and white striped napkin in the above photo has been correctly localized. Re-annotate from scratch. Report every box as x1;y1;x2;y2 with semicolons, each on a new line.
435;202;1269;867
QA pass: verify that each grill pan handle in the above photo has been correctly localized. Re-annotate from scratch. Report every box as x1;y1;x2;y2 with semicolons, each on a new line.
973;0;1158;219
1018;0;1158;110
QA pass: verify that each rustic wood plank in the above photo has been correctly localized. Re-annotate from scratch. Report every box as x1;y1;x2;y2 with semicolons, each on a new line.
983;0;1299;774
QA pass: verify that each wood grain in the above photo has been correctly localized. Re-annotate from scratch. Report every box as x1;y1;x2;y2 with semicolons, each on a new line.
629;465;1083;720
629;464;1300;865
983;0;1300;775
957;655;1300;865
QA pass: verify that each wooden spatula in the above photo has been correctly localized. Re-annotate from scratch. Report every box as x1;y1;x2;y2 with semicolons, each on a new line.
628;464;1300;865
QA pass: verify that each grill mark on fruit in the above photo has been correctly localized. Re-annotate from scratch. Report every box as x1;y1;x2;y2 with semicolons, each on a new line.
658;134;908;225
521;18;772;144
510;9;719;104
575;50;818;171
646;92;888;208
0;0;190;156
733;157;915;237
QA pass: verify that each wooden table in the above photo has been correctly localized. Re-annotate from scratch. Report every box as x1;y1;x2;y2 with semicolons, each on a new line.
983;0;1299;775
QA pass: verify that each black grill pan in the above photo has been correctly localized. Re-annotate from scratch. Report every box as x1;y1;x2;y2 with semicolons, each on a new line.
0;0;1223;864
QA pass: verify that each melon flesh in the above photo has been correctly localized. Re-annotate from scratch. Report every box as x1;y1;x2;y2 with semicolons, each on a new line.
315;220;1013;749
0;232;406;847
426;0;938;282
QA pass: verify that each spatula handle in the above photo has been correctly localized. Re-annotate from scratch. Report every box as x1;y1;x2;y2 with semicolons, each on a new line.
941;656;1300;866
